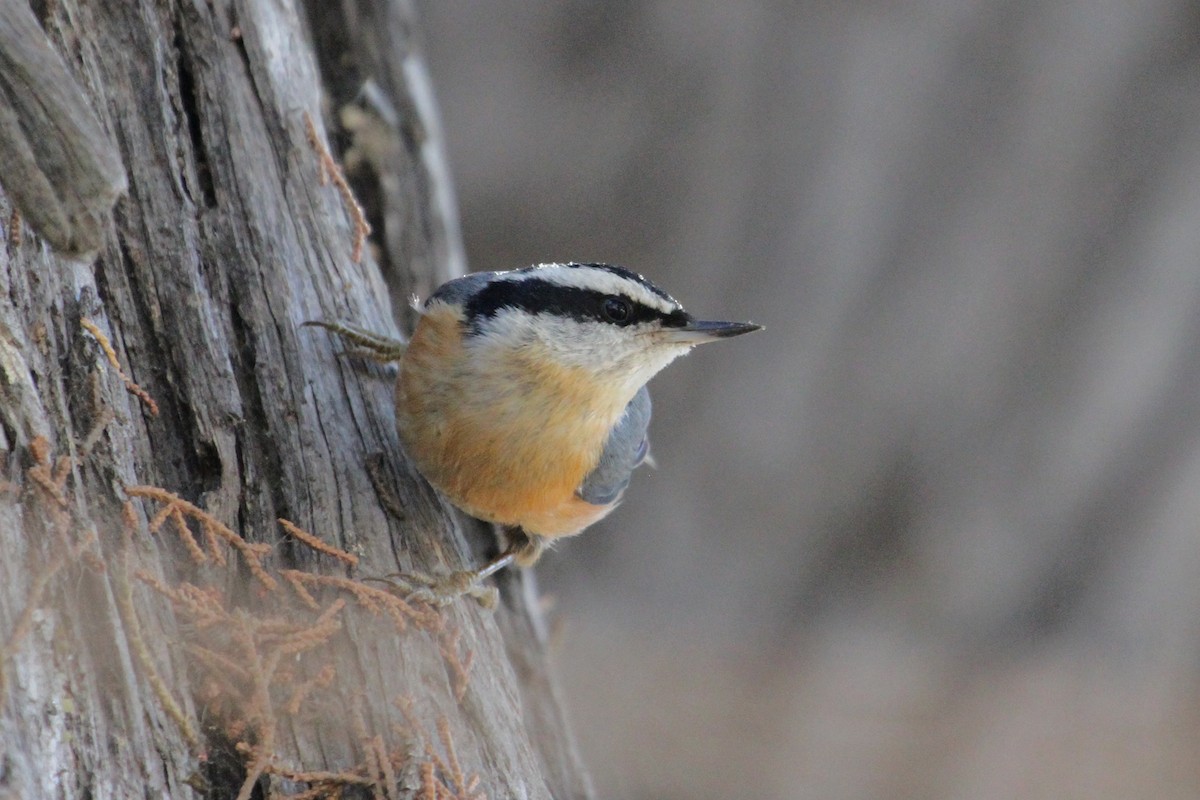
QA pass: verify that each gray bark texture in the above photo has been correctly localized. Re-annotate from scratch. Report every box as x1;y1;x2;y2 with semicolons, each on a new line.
0;2;590;798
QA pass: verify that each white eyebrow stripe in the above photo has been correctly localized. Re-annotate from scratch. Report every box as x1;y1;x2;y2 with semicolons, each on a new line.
494;264;682;316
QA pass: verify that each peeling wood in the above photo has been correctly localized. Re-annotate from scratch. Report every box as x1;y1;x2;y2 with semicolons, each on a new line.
0;2;591;798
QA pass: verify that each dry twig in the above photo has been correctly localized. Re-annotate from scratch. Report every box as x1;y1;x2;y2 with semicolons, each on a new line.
126;485;278;591
304;111;371;262
80;317;160;416
278;517;359;566
116;503;200;747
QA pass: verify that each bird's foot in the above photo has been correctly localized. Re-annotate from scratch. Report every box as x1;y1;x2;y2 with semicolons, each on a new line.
368;569;499;609
303;319;407;362
365;549;517;610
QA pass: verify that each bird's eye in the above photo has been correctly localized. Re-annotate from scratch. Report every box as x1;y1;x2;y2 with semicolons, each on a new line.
602;296;632;324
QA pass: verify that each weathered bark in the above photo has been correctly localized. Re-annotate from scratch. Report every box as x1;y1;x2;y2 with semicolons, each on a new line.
0;2;590;798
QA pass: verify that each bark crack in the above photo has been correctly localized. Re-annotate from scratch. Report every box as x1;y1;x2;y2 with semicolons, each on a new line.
172;24;217;209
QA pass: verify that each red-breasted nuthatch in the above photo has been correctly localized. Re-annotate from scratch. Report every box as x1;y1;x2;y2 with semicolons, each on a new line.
312;262;760;587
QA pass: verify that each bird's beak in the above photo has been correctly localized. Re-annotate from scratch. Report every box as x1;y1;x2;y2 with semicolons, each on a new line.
663;319;763;345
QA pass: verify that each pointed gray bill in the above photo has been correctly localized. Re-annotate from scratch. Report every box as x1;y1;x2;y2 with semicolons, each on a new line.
664;319;763;345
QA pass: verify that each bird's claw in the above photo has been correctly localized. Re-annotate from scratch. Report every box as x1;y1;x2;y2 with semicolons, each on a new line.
367;569;499;609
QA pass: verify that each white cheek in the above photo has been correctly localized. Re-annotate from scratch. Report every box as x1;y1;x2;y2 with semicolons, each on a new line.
472;310;687;389
554;322;630;368
623;344;688;389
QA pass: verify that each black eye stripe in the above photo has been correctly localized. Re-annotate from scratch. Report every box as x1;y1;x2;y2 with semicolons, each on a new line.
464;278;689;334
504;262;679;305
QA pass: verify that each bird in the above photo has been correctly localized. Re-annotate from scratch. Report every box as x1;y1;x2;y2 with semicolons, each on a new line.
309;262;760;593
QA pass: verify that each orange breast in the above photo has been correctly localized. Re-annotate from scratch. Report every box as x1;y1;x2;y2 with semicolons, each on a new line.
394;304;627;537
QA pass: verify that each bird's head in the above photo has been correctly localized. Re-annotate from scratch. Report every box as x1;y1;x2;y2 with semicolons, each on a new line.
428;262;761;396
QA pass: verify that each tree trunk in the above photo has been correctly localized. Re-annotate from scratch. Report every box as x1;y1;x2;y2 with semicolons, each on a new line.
0;1;591;798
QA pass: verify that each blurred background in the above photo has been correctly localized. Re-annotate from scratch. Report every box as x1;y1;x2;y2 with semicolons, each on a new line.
415;2;1200;798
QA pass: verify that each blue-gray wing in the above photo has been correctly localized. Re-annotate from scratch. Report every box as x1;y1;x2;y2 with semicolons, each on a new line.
577;386;652;506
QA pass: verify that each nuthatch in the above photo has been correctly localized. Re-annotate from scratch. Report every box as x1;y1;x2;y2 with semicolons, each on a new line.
311;262;760;590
